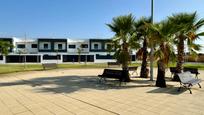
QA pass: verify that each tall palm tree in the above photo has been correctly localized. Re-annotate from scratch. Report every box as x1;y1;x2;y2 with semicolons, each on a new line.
107;14;135;82
134;17;151;78
147;20;176;87
168;12;204;81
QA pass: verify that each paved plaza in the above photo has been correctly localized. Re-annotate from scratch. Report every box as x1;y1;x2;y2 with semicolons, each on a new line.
0;68;204;115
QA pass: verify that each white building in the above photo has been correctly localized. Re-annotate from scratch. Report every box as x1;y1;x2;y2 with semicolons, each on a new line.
0;37;136;64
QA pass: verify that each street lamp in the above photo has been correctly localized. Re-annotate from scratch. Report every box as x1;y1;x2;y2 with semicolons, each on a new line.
150;0;154;81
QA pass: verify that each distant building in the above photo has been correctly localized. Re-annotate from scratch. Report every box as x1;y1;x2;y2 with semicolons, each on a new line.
0;37;136;64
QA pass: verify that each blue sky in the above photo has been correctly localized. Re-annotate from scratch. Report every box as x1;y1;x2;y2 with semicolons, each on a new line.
0;0;204;40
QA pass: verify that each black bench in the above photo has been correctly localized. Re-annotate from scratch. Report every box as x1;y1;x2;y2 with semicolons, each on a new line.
107;62;120;68
42;63;57;70
183;67;200;79
98;69;124;85
128;66;138;75
170;67;177;78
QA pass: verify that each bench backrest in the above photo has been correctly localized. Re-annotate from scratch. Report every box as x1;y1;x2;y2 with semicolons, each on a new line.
107;62;120;66
183;67;199;74
42;63;57;69
128;66;138;71
178;72;193;83
102;69;123;78
170;67;177;73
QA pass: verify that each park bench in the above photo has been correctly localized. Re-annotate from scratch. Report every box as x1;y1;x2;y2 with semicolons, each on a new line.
177;72;202;94
42;63;57;70
98;69;124;85
107;62;120;68
170;67;177;78
183;67;200;79
128;66;138;75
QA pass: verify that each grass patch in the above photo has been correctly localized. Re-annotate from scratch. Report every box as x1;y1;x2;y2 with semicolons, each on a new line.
0;62;204;74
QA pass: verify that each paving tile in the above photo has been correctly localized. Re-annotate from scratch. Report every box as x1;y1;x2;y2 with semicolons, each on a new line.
16;111;34;115
0;69;204;115
10;106;28;114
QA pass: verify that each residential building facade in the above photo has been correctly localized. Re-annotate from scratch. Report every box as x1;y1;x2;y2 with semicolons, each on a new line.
0;37;136;64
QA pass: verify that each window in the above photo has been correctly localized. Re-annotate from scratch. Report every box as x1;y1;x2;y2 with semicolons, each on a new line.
0;55;3;60
69;45;76;49
43;55;61;60
94;44;98;49
106;44;112;49
58;44;62;50
44;44;48;49
31;44;37;48
81;44;88;48
96;54;113;59
17;44;25;48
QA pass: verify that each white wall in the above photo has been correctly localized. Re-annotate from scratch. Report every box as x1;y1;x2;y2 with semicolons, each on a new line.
0;56;5;64
67;39;89;53
15;41;38;54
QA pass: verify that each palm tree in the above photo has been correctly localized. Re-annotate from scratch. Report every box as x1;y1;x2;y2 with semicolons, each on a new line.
77;45;83;63
168;12;204;81
134;17;151;78
107;14;135;82
147;21;176;87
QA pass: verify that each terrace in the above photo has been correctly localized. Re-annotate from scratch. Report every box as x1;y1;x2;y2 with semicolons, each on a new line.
0;68;203;115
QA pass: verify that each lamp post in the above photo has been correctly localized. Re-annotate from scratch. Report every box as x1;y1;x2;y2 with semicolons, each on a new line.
150;0;154;81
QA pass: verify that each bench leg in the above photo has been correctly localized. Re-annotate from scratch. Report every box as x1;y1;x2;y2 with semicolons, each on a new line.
188;88;192;94
177;83;182;92
98;77;102;83
195;74;198;79
198;83;201;88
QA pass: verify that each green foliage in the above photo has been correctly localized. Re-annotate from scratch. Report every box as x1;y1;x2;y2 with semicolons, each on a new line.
0;40;13;56
107;14;138;69
168;12;204;56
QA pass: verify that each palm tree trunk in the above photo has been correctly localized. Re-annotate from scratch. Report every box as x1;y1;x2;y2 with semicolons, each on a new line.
156;59;166;87
173;35;184;81
122;42;130;82
140;38;148;78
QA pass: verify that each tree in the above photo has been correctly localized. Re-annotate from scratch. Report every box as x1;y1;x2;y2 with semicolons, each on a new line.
147;21;176;87
168;12;204;81
107;14;135;82
77;45;83;63
0;40;13;56
134;17;151;78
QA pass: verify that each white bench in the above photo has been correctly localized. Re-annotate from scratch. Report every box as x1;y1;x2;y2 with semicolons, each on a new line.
177;72;202;94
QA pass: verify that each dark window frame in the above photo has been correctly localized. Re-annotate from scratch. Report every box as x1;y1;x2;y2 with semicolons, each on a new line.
69;45;76;49
0;55;3;60
44;44;49;49
43;55;61;60
81;44;88;48
31;44;38;48
17;44;25;48
106;44;112;49
58;44;63;50
94;44;99;49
